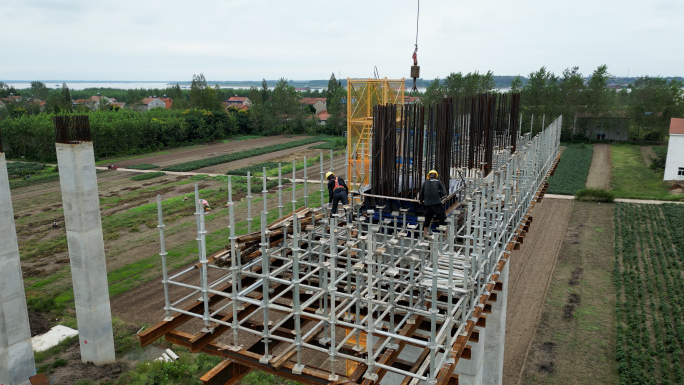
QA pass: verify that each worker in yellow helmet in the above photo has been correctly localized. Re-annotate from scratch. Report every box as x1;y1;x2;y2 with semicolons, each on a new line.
419;169;446;237
326;171;348;215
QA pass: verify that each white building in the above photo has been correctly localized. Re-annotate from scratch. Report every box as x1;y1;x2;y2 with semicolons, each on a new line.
664;118;684;181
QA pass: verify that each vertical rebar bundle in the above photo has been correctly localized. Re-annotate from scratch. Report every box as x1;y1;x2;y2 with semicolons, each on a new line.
53;115;92;143
370;93;520;199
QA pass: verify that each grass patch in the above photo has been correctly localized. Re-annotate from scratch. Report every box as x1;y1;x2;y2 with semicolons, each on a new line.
547;144;593;195
117;350;222;385
27;295;64;313
130;172;166;181
126;163;160;170
575;188;615;202
34;335;78;364
161;137;323;172
610;144;683;200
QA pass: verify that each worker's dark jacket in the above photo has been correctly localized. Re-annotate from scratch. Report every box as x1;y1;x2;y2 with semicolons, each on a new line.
419;177;446;205
327;177;349;203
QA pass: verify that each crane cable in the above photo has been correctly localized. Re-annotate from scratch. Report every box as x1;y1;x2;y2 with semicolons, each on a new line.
411;0;420;93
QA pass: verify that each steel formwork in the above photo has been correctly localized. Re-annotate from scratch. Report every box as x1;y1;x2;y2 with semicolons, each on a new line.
140;117;562;385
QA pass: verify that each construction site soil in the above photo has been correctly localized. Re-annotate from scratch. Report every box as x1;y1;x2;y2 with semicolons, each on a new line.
13;138;619;382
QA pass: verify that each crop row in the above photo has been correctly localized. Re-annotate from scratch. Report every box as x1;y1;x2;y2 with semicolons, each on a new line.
546;144;593;195
614;203;684;385
130;172;166;181
126;163;160;170
161;137;322;172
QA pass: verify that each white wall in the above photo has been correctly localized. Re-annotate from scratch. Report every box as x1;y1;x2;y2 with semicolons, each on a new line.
148;99;166;110
664;134;684;181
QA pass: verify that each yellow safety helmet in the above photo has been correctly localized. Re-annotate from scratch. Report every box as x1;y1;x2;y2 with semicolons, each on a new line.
427;170;438;178
325;171;334;179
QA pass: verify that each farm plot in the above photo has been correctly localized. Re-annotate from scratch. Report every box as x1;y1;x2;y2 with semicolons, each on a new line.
614;203;684;385
111;135;309;169
546;144;593;195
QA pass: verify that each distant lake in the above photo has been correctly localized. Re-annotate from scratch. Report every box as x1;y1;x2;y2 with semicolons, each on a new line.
2;81;512;93
0;81;261;91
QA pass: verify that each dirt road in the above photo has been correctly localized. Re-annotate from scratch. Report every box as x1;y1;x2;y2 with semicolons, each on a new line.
503;198;574;385
585;144;611;190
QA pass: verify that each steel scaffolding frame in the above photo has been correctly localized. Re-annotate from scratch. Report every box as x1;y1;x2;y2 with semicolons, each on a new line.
139;117;562;385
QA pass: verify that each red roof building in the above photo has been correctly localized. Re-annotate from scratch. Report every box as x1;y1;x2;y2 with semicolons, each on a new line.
670;118;684;135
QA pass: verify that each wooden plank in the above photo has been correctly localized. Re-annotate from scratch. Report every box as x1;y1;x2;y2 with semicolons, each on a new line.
200;360;251;385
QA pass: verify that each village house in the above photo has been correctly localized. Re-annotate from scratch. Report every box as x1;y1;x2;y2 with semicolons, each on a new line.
316;110;330;126
664;118;684;181
135;97;173;112
225;96;251;107
576;111;630;141
301;97;327;115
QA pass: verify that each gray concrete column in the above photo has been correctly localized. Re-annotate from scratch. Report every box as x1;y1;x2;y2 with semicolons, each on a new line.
482;261;509;385
0;153;36;385
56;142;115;365
454;326;486;385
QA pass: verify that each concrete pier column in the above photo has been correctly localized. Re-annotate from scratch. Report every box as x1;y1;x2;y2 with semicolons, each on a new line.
482;262;509;385
56;141;115;365
0;153;36;385
454;326;486;385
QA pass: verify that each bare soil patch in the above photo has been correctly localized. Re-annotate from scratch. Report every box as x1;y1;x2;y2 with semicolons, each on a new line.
514;201;618;385
585;144;611;190
44;339;129;384
114;135;310;169
640;145;655;166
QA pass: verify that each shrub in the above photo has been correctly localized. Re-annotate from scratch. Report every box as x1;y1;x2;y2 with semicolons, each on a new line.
575;188;615;202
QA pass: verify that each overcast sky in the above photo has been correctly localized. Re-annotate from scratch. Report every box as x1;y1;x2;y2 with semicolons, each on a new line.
1;0;682;82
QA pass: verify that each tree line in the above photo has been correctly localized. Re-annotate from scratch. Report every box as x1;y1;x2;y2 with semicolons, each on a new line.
0;73;345;161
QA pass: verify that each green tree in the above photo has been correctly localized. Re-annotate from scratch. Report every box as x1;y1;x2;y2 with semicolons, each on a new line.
325;86;347;135
59;83;72;112
520;67;561;133
629;76;684;139
559;67;585;130
260;79;270;103
422;78;444;106
585;64;611;116
510;76;523;93
272;78;302;132
30;81;50;100
326;73;340;108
